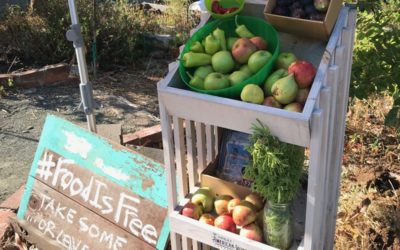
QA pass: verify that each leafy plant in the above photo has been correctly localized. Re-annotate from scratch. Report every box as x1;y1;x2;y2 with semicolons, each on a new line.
243;120;305;204
0;0;196;70
349;0;400;132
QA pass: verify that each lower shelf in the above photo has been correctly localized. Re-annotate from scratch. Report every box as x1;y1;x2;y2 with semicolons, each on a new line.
169;188;307;250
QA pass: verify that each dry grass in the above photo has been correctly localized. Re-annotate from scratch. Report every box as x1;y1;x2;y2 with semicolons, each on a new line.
335;94;400;249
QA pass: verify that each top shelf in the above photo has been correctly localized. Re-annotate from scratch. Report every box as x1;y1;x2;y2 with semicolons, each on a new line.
158;2;348;147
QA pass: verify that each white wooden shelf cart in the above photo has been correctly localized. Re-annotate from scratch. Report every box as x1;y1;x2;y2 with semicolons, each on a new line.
157;1;357;249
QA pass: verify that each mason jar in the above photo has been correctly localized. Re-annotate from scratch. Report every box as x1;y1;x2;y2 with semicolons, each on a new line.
263;201;294;249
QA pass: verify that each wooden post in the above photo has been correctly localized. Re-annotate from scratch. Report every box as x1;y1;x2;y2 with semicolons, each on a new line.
159;101;181;250
304;109;323;250
323;8;357;249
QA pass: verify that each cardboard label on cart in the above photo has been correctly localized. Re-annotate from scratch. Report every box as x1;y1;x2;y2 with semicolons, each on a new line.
17;115;169;250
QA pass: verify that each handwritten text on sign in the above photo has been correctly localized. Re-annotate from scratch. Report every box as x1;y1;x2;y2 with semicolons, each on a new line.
17;115;169;250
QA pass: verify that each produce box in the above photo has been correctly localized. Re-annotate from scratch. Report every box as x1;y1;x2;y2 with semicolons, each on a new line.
264;0;343;41
201;157;252;199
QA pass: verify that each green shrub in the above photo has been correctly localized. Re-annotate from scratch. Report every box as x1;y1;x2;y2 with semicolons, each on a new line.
350;0;400;99
0;0;194;70
349;0;400;132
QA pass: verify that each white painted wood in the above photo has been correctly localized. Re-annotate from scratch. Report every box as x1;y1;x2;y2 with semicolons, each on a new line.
303;6;349;118
205;124;215;165
320;64;340;246
159;84;310;147
170;211;280;250
159;3;356;250
159;100;181;250
315;86;332;250
173;116;191;250
196;122;207;176
304;109;323;250
323;8;357;250
186;119;198;193
174;117;189;199
214;126;219;160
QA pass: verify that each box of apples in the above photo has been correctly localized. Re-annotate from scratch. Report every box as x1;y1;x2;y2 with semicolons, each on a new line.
181;186;266;243
264;0;343;40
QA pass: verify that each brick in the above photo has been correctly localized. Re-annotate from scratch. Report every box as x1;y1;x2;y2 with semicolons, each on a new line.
0;185;25;211
122;124;162;144
0;210;15;240
1;63;73;89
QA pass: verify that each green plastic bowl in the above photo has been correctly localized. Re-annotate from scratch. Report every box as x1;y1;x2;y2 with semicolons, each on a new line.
205;0;245;19
179;15;280;99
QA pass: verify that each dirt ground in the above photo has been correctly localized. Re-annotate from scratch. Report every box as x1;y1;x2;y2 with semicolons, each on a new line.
0;57;172;203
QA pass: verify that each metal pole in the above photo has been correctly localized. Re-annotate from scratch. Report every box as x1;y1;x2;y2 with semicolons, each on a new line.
67;0;97;133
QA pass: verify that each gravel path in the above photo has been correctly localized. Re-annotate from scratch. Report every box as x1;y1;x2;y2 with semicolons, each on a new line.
0;58;171;202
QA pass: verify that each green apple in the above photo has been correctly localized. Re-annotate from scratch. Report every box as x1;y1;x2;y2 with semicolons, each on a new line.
194;65;214;79
204;72;230;90
227;37;239;51
212;51;235;74
239;64;252;76
191;187;215;213
248;50;272;73
263;68;288;96
228;70;250;86
275;52;297;70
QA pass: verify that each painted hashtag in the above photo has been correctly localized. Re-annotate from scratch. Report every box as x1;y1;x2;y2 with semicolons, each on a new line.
36;151;56;181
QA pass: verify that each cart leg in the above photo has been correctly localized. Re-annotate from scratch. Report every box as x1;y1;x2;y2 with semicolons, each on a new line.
159;100;181;250
322;8;357;250
304;107;327;250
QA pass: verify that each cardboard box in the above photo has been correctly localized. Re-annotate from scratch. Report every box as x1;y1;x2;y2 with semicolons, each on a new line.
264;0;343;41
200;158;251;199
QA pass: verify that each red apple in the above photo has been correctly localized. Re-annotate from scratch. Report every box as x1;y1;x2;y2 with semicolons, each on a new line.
231;38;257;64
249;36;267;50
263;96;282;109
214;195;234;215
227;198;241;215
199;213;215;226
284;102;303;113
232;200;257;227
288;60;316;88
244;192;264;211
295;87;310;104
181;202;203;220
214;215;237;233
239;223;263;242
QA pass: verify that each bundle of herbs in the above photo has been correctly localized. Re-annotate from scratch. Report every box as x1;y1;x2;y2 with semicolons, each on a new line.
243;120;305;249
243;120;305;204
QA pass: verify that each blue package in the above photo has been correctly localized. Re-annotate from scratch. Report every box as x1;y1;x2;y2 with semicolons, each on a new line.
216;129;252;187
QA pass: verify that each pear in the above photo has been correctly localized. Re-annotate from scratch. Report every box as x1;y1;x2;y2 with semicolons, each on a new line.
271;74;298;105
194;65;214;79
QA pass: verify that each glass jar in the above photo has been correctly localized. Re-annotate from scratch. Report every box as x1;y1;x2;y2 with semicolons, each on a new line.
263;201;294;250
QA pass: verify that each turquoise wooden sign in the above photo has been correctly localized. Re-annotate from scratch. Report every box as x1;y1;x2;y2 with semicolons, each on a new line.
17;115;169;250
